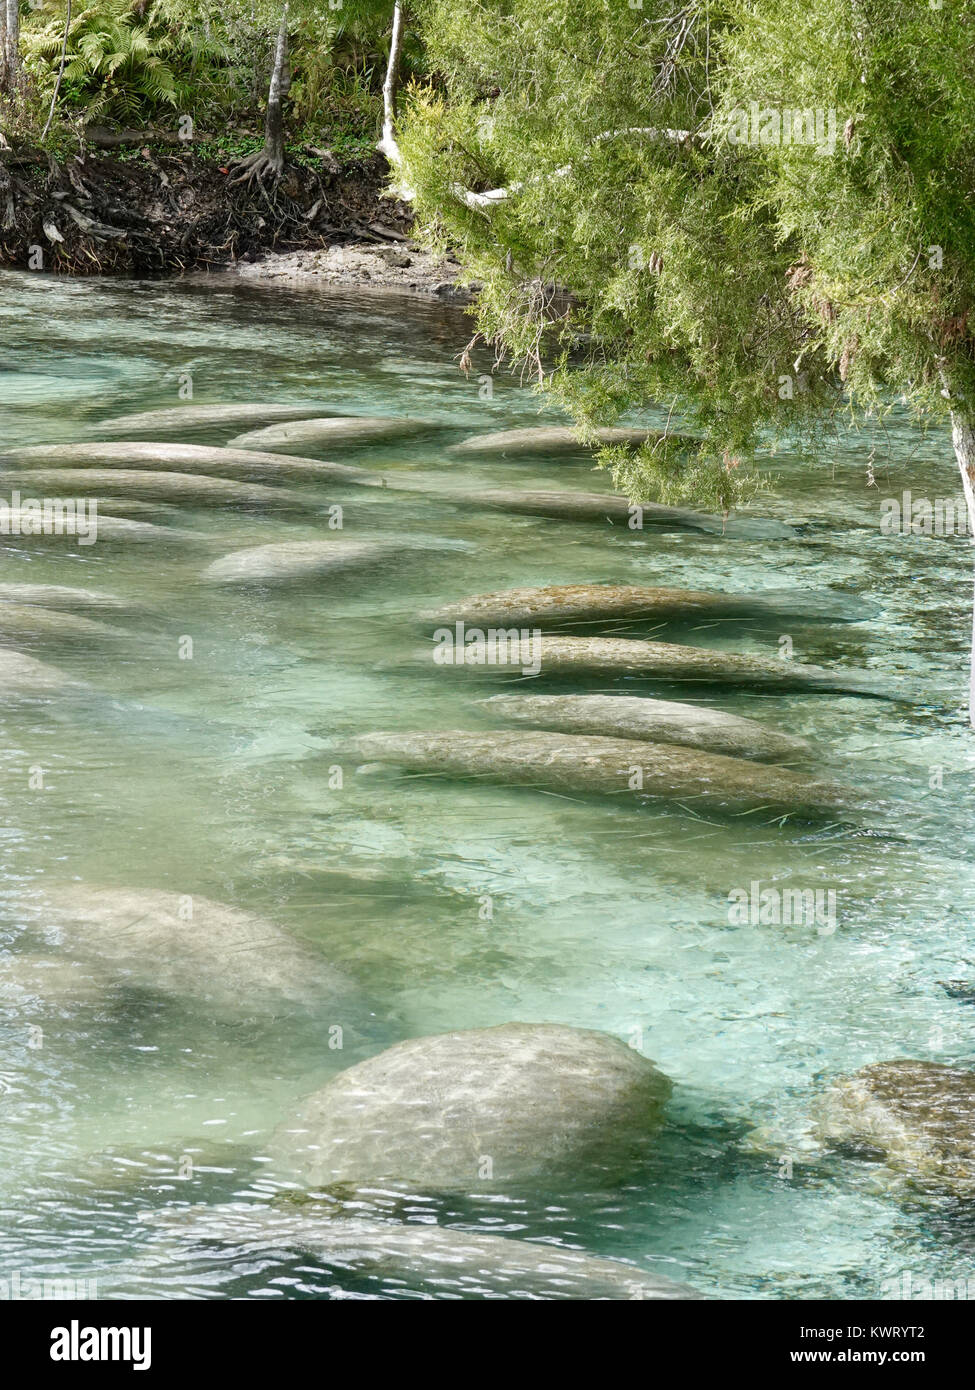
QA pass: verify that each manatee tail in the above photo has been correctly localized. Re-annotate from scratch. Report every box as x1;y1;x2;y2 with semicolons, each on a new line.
751;589;882;622
682;514;796;540
812;670;918;701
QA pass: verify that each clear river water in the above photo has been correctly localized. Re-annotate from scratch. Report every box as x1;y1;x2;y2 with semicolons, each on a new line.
2;267;975;1300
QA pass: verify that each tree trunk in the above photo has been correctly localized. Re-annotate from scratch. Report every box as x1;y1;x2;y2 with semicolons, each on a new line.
950;408;975;727
2;0;20;91
379;2;406;161
41;0;73;140
263;5;290;174
231;6;291;185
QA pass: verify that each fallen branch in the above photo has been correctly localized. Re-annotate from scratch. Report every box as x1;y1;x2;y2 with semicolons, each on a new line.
84;126;186;149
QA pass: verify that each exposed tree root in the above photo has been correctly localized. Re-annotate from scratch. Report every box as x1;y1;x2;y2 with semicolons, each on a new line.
0;144;412;276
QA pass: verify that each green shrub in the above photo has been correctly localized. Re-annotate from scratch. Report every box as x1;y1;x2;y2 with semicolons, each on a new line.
23;0;228;123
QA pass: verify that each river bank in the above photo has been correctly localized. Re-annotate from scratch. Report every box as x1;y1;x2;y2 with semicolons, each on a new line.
0;139;467;299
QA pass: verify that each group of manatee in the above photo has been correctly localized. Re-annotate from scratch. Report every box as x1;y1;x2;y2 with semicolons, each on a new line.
1;400;963;1299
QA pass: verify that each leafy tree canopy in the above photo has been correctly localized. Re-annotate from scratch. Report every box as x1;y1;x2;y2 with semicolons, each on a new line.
398;0;975;512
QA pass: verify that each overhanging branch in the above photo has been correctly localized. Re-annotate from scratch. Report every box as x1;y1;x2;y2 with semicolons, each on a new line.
377;3;695;213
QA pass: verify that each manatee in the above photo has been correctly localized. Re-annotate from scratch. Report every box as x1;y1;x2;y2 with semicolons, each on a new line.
0;601;134;652
0;584;147;617
3;441;381;487
447;425;688;456
344;730;852;818
0;649;92;699
272;1022;672;1189
478;694;811;764
446;487;794;539
424;633;901;699
88;403;335;438
428;583;873;629
64;500;184;521
0;468;309;512
146;1203;704;1300
0;506;203;546
202;539;399;587
812;1060;975;1192
227;417;434;452
31;885;353;1011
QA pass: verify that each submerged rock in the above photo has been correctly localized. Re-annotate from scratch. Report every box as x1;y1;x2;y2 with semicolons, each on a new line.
426;633;900;699
273;1022;672;1189
345;729;852;818
3;441;383;487
0;583;147;617
0;468;309;511
32;885;353;1011
428;583;872;629
812;1060;975;1192
147;1202;703;1300
447;425;688;456
447;487;794;539
0;601;133;652
89;403;335;438
227;417;434;452
0;649;91;699
479;694;811;764
202;538;398;586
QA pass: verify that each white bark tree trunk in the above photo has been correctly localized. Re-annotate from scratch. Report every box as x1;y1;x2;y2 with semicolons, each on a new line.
3;0;20;90
230;6;291;185
263;5;291;175
377;2;411;193
950;408;975;727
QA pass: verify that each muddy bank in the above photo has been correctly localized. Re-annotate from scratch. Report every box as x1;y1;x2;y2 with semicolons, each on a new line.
0;141;464;297
232;242;471;302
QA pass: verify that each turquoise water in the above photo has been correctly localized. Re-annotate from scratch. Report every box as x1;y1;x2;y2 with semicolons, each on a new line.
2;267;975;1299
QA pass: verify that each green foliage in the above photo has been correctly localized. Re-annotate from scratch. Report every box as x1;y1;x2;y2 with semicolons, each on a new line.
400;0;975;504
18;0;412;137
22;0;228;122
717;0;975;419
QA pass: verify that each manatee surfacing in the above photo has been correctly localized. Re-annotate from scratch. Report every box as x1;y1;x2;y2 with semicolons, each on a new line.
227;417;434;452
4;441;381;487
272;1022;672;1189
447;426;686;456
345;728;852;818
202;539;398;586
145;1202;704;1299
478;693;811;764
32;885;353;1011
